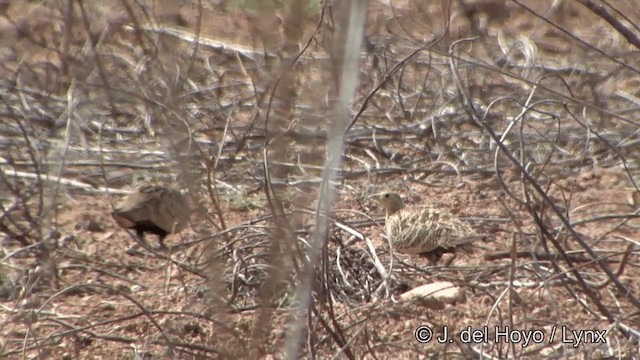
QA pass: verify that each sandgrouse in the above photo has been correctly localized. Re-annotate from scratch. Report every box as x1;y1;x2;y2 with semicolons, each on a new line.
376;191;483;264
111;185;191;249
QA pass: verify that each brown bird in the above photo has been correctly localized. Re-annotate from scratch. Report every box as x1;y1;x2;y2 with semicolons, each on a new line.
376;191;484;264
111;185;191;249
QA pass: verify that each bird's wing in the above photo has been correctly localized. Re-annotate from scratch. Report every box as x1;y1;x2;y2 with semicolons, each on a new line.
393;207;479;252
389;210;441;253
151;189;190;233
112;186;167;226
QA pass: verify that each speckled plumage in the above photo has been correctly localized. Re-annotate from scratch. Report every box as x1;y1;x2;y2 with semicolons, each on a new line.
111;185;190;247
377;192;482;257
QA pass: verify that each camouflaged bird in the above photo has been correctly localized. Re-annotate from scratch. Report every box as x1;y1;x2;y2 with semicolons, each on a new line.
111;185;190;248
377;191;483;263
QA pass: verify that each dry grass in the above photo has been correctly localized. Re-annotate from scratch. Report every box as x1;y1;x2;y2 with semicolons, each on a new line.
1;0;640;358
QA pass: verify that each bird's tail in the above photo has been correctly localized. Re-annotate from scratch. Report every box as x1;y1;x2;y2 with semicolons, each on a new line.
111;211;136;228
457;235;491;254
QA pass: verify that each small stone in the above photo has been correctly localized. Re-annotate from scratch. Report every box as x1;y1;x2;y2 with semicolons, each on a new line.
400;281;461;307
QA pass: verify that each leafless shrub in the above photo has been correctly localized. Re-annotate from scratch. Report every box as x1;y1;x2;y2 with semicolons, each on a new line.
1;0;640;358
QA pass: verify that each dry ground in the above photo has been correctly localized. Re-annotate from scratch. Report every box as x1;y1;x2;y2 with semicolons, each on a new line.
1;0;640;359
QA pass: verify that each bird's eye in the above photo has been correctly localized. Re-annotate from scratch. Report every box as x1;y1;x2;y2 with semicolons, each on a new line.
384;194;390;198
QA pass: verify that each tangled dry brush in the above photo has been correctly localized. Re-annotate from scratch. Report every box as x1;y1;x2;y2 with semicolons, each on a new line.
1;0;640;358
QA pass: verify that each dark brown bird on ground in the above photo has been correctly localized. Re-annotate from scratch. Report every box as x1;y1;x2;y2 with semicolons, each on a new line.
376;191;485;264
111;185;190;249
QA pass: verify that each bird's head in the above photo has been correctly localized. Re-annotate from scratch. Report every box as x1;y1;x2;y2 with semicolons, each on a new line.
376;191;404;215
